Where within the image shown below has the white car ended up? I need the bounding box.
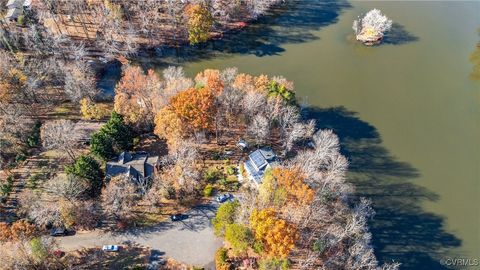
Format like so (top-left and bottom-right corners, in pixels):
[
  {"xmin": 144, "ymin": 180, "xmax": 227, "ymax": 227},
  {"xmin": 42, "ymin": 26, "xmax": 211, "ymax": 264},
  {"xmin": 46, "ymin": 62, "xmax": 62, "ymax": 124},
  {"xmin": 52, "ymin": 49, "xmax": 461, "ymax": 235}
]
[{"xmin": 102, "ymin": 245, "xmax": 120, "ymax": 252}]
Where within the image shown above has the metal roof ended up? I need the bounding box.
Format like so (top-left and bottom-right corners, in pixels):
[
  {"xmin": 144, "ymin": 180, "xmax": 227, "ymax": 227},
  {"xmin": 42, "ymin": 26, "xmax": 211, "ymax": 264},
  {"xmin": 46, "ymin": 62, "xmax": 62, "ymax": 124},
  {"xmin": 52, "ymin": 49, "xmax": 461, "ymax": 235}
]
[
  {"xmin": 244, "ymin": 148, "xmax": 277, "ymax": 186},
  {"xmin": 249, "ymin": 150, "xmax": 268, "ymax": 171}
]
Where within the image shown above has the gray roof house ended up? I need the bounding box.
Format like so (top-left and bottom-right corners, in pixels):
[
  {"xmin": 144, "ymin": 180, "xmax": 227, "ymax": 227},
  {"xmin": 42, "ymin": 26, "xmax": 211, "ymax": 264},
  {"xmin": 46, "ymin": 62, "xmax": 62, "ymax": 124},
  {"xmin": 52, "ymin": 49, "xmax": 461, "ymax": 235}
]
[
  {"xmin": 243, "ymin": 148, "xmax": 276, "ymax": 186},
  {"xmin": 106, "ymin": 151, "xmax": 159, "ymax": 181},
  {"xmin": 4, "ymin": 0, "xmax": 31, "ymax": 21}
]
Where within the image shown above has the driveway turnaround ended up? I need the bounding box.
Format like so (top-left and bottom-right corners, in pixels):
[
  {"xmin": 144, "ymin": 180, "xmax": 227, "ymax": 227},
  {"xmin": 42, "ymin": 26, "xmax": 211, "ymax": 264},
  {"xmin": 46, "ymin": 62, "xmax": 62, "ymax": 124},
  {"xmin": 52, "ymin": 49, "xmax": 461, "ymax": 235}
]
[{"xmin": 56, "ymin": 202, "xmax": 223, "ymax": 268}]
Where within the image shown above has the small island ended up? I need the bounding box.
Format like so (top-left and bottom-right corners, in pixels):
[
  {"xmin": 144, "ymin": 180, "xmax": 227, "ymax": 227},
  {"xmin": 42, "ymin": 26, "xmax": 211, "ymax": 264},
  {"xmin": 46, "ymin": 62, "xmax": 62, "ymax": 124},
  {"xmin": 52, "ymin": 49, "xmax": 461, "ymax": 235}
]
[{"xmin": 353, "ymin": 9, "xmax": 393, "ymax": 46}]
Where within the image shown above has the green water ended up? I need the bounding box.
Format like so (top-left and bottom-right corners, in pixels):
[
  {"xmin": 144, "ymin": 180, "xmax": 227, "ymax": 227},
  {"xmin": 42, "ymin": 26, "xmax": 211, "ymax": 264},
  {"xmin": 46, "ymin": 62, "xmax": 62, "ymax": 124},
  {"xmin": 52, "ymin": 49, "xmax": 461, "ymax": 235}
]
[{"xmin": 137, "ymin": 1, "xmax": 480, "ymax": 268}]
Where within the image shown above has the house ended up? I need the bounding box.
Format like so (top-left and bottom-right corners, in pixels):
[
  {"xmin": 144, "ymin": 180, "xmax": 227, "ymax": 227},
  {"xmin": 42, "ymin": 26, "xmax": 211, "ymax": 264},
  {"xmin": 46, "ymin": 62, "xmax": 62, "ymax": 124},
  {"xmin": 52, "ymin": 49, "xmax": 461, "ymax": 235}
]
[
  {"xmin": 243, "ymin": 148, "xmax": 276, "ymax": 187},
  {"xmin": 106, "ymin": 151, "xmax": 159, "ymax": 182},
  {"xmin": 4, "ymin": 0, "xmax": 31, "ymax": 21}
]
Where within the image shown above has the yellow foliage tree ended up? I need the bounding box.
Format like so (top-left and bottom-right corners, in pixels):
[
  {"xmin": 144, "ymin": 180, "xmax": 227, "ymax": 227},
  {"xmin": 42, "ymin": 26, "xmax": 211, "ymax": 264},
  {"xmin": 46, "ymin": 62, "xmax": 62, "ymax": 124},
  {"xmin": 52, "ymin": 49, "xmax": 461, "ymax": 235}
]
[
  {"xmin": 59, "ymin": 199, "xmax": 76, "ymax": 229},
  {"xmin": 80, "ymin": 98, "xmax": 111, "ymax": 120},
  {"xmin": 249, "ymin": 208, "xmax": 298, "ymax": 258},
  {"xmin": 0, "ymin": 68, "xmax": 27, "ymax": 104},
  {"xmin": 154, "ymin": 106, "xmax": 184, "ymax": 149},
  {"xmin": 254, "ymin": 74, "xmax": 270, "ymax": 93},
  {"xmin": 185, "ymin": 4, "xmax": 214, "ymax": 45}
]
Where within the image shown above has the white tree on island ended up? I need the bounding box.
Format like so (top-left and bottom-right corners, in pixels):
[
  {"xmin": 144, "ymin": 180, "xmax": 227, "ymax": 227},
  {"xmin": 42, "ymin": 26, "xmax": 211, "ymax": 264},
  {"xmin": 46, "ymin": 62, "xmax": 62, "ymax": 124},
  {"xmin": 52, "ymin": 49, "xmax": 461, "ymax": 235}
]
[{"xmin": 353, "ymin": 9, "xmax": 393, "ymax": 45}]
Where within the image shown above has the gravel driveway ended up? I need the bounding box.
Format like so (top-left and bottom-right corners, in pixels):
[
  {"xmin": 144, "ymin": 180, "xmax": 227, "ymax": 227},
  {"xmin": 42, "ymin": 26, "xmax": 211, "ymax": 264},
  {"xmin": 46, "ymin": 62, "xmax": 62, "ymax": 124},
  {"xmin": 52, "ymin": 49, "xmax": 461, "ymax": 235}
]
[{"xmin": 56, "ymin": 202, "xmax": 223, "ymax": 268}]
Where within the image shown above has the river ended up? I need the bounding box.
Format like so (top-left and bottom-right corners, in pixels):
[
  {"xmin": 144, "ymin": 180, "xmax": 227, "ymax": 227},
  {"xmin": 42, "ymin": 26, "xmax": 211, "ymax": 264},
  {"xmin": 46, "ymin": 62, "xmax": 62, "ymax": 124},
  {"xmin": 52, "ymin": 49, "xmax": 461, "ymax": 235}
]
[{"xmin": 125, "ymin": 1, "xmax": 480, "ymax": 269}]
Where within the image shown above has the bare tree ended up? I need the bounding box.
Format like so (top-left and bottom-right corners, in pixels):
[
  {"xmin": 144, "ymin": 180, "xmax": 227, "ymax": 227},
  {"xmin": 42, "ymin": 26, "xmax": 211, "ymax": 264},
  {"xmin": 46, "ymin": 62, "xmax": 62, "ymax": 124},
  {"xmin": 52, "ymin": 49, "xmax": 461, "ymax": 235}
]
[
  {"xmin": 247, "ymin": 114, "xmax": 270, "ymax": 146},
  {"xmin": 132, "ymin": 176, "xmax": 152, "ymax": 197},
  {"xmin": 161, "ymin": 66, "xmax": 194, "ymax": 105},
  {"xmin": 63, "ymin": 61, "xmax": 98, "ymax": 102},
  {"xmin": 18, "ymin": 190, "xmax": 63, "ymax": 227},
  {"xmin": 43, "ymin": 174, "xmax": 89, "ymax": 201},
  {"xmin": 4, "ymin": 236, "xmax": 63, "ymax": 269},
  {"xmin": 161, "ymin": 139, "xmax": 200, "ymax": 193},
  {"xmin": 40, "ymin": 119, "xmax": 78, "ymax": 160},
  {"xmin": 284, "ymin": 119, "xmax": 316, "ymax": 153},
  {"xmin": 242, "ymin": 90, "xmax": 267, "ymax": 119},
  {"xmin": 101, "ymin": 175, "xmax": 138, "ymax": 220}
]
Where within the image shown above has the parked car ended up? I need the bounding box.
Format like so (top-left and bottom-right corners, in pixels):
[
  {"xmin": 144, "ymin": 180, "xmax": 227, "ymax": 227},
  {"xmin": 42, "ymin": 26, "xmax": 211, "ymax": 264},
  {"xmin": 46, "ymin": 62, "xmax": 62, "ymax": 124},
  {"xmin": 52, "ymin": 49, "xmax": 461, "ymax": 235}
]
[
  {"xmin": 170, "ymin": 214, "xmax": 183, "ymax": 221},
  {"xmin": 50, "ymin": 227, "xmax": 68, "ymax": 237},
  {"xmin": 51, "ymin": 250, "xmax": 65, "ymax": 258},
  {"xmin": 216, "ymin": 193, "xmax": 232, "ymax": 203},
  {"xmin": 102, "ymin": 245, "xmax": 120, "ymax": 252}
]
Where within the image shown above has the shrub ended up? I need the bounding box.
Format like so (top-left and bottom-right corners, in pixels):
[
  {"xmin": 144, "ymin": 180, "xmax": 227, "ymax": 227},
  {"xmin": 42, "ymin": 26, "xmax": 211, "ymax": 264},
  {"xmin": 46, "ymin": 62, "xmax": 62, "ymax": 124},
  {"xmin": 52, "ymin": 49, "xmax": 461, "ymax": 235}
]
[
  {"xmin": 27, "ymin": 174, "xmax": 42, "ymax": 189},
  {"xmin": 203, "ymin": 184, "xmax": 214, "ymax": 197},
  {"xmin": 0, "ymin": 182, "xmax": 12, "ymax": 196},
  {"xmin": 212, "ymin": 152, "xmax": 222, "ymax": 160},
  {"xmin": 225, "ymin": 166, "xmax": 236, "ymax": 175},
  {"xmin": 253, "ymin": 240, "xmax": 264, "ymax": 254},
  {"xmin": 267, "ymin": 80, "xmax": 295, "ymax": 104},
  {"xmin": 258, "ymin": 258, "xmax": 290, "ymax": 270},
  {"xmin": 215, "ymin": 248, "xmax": 230, "ymax": 270},
  {"xmin": 239, "ymin": 163, "xmax": 245, "ymax": 176},
  {"xmin": 0, "ymin": 176, "xmax": 14, "ymax": 196},
  {"xmin": 133, "ymin": 137, "xmax": 140, "ymax": 146},
  {"xmin": 15, "ymin": 151, "xmax": 27, "ymax": 163},
  {"xmin": 204, "ymin": 167, "xmax": 221, "ymax": 183},
  {"xmin": 0, "ymin": 175, "xmax": 13, "ymax": 196},
  {"xmin": 226, "ymin": 180, "xmax": 240, "ymax": 192},
  {"xmin": 218, "ymin": 177, "xmax": 228, "ymax": 186},
  {"xmin": 30, "ymin": 237, "xmax": 49, "ymax": 261},
  {"xmin": 313, "ymin": 239, "xmax": 327, "ymax": 253},
  {"xmin": 17, "ymin": 15, "xmax": 25, "ymax": 26},
  {"xmin": 27, "ymin": 121, "xmax": 41, "ymax": 148}
]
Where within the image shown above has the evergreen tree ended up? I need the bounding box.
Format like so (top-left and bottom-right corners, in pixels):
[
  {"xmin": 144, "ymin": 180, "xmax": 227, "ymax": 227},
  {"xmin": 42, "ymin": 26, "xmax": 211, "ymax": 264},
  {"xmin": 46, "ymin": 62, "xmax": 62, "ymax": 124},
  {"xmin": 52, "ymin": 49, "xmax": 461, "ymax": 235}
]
[
  {"xmin": 90, "ymin": 111, "xmax": 133, "ymax": 159},
  {"xmin": 65, "ymin": 155, "xmax": 104, "ymax": 197}
]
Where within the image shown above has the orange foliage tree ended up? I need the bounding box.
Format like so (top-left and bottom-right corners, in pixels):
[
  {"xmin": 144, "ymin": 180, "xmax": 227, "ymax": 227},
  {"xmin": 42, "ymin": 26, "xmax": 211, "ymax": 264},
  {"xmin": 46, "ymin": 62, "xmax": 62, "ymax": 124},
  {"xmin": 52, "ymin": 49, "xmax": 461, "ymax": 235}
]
[
  {"xmin": 195, "ymin": 69, "xmax": 224, "ymax": 95},
  {"xmin": 272, "ymin": 167, "xmax": 314, "ymax": 205},
  {"xmin": 232, "ymin": 73, "xmax": 269, "ymax": 94},
  {"xmin": 10, "ymin": 220, "xmax": 37, "ymax": 241},
  {"xmin": 154, "ymin": 70, "xmax": 219, "ymax": 148},
  {"xmin": 169, "ymin": 86, "xmax": 217, "ymax": 132},
  {"xmin": 249, "ymin": 208, "xmax": 298, "ymax": 258},
  {"xmin": 0, "ymin": 222, "xmax": 9, "ymax": 241},
  {"xmin": 0, "ymin": 220, "xmax": 37, "ymax": 242},
  {"xmin": 114, "ymin": 66, "xmax": 161, "ymax": 128}
]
